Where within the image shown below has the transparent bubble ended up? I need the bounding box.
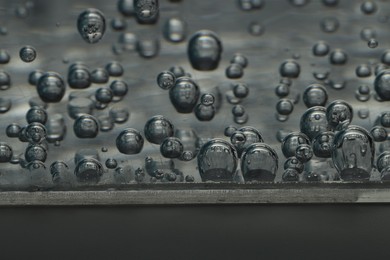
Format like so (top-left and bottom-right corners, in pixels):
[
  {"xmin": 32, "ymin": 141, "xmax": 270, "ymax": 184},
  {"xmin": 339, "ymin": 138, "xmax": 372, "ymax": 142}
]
[
  {"xmin": 200, "ymin": 93, "xmax": 215, "ymax": 106},
  {"xmin": 233, "ymin": 83, "xmax": 249, "ymax": 98},
  {"xmin": 360, "ymin": 28, "xmax": 376, "ymax": 41},
  {"xmin": 224, "ymin": 126, "xmax": 237, "ymax": 137},
  {"xmin": 361, "ymin": 1, "xmax": 377, "ymax": 15},
  {"xmin": 160, "ymin": 137, "xmax": 184, "ymax": 158},
  {"xmin": 368, "ymin": 38, "xmax": 378, "ymax": 48},
  {"xmin": 231, "ymin": 126, "xmax": 264, "ymax": 156},
  {"xmin": 279, "ymin": 60, "xmax": 300, "ymax": 78},
  {"xmin": 169, "ymin": 66, "xmax": 186, "ymax": 78},
  {"xmin": 320, "ymin": 17, "xmax": 339, "ymax": 33},
  {"xmin": 25, "ymin": 122, "xmax": 46, "ymax": 144},
  {"xmin": 312, "ymin": 131, "xmax": 335, "ymax": 158},
  {"xmin": 240, "ymin": 143, "xmax": 278, "ymax": 182},
  {"xmin": 355, "ymin": 64, "xmax": 371, "ymax": 78},
  {"xmin": 91, "ymin": 68, "xmax": 109, "ymax": 84},
  {"xmin": 197, "ymin": 139, "xmax": 238, "ymax": 182},
  {"xmin": 381, "ymin": 50, "xmax": 390, "ymax": 65},
  {"xmin": 355, "ymin": 85, "xmax": 371, "ymax": 102},
  {"xmin": 97, "ymin": 115, "xmax": 114, "ymax": 132},
  {"xmin": 117, "ymin": 0, "xmax": 135, "ymax": 16},
  {"xmin": 109, "ymin": 106, "xmax": 130, "ymax": 123},
  {"xmin": 226, "ymin": 63, "xmax": 244, "ymax": 79},
  {"xmin": 380, "ymin": 112, "xmax": 390, "ymax": 127},
  {"xmin": 195, "ymin": 104, "xmax": 216, "ymax": 121},
  {"xmin": 332, "ymin": 125, "xmax": 375, "ymax": 181},
  {"xmin": 313, "ymin": 41, "xmax": 331, "ymax": 57},
  {"xmin": 134, "ymin": 0, "xmax": 159, "ymax": 24},
  {"xmin": 188, "ymin": 30, "xmax": 223, "ymax": 71},
  {"xmin": 73, "ymin": 114, "xmax": 99, "ymax": 138},
  {"xmin": 358, "ymin": 108, "xmax": 369, "ymax": 119},
  {"xmin": 6, "ymin": 123, "xmax": 21, "ymax": 138},
  {"xmin": 25, "ymin": 144, "xmax": 47, "ymax": 163},
  {"xmin": 282, "ymin": 168, "xmax": 300, "ymax": 181},
  {"xmin": 45, "ymin": 114, "xmax": 66, "ymax": 143},
  {"xmin": 238, "ymin": 0, "xmax": 265, "ymax": 11},
  {"xmin": 68, "ymin": 65, "xmax": 91, "ymax": 89},
  {"xmin": 248, "ymin": 21, "xmax": 265, "ymax": 36},
  {"xmin": 303, "ymin": 84, "xmax": 328, "ymax": 108},
  {"xmin": 137, "ymin": 38, "xmax": 160, "ymax": 58},
  {"xmin": 95, "ymin": 88, "xmax": 113, "ymax": 104},
  {"xmin": 374, "ymin": 69, "xmax": 390, "ymax": 101},
  {"xmin": 295, "ymin": 144, "xmax": 313, "ymax": 163},
  {"xmin": 0, "ymin": 70, "xmax": 11, "ymax": 90},
  {"xmin": 157, "ymin": 71, "xmax": 176, "ymax": 90},
  {"xmin": 75, "ymin": 158, "xmax": 103, "ymax": 183},
  {"xmin": 106, "ymin": 61, "xmax": 124, "ymax": 77},
  {"xmin": 110, "ymin": 17, "xmax": 126, "ymax": 31},
  {"xmin": 50, "ymin": 161, "xmax": 70, "ymax": 184},
  {"xmin": 326, "ymin": 100, "xmax": 353, "ymax": 131},
  {"xmin": 28, "ymin": 70, "xmax": 44, "ymax": 86},
  {"xmin": 0, "ymin": 143, "xmax": 13, "ymax": 163},
  {"xmin": 370, "ymin": 126, "xmax": 387, "ymax": 142},
  {"xmin": 234, "ymin": 113, "xmax": 249, "ymax": 124},
  {"xmin": 281, "ymin": 132, "xmax": 311, "ymax": 158},
  {"xmin": 0, "ymin": 98, "xmax": 11, "ymax": 113},
  {"xmin": 105, "ymin": 158, "xmax": 118, "ymax": 169},
  {"xmin": 110, "ymin": 80, "xmax": 128, "ymax": 100},
  {"xmin": 116, "ymin": 128, "xmax": 144, "ymax": 154},
  {"xmin": 231, "ymin": 53, "xmax": 248, "ymax": 69},
  {"xmin": 380, "ymin": 166, "xmax": 390, "ymax": 181},
  {"xmin": 230, "ymin": 131, "xmax": 247, "ymax": 147},
  {"xmin": 275, "ymin": 84, "xmax": 289, "ymax": 98},
  {"xmin": 163, "ymin": 17, "xmax": 187, "ymax": 43},
  {"xmin": 377, "ymin": 152, "xmax": 390, "ymax": 173},
  {"xmin": 118, "ymin": 32, "xmax": 138, "ymax": 52},
  {"xmin": 300, "ymin": 106, "xmax": 328, "ymax": 140},
  {"xmin": 37, "ymin": 72, "xmax": 66, "ymax": 103},
  {"xmin": 169, "ymin": 77, "xmax": 200, "ymax": 113},
  {"xmin": 180, "ymin": 151, "xmax": 194, "ymax": 161},
  {"xmin": 329, "ymin": 49, "xmax": 348, "ymax": 65},
  {"xmin": 26, "ymin": 106, "xmax": 47, "ymax": 125},
  {"xmin": 276, "ymin": 99, "xmax": 294, "ymax": 115},
  {"xmin": 284, "ymin": 156, "xmax": 304, "ymax": 173},
  {"xmin": 0, "ymin": 49, "xmax": 10, "ymax": 64},
  {"xmin": 77, "ymin": 8, "xmax": 106, "ymax": 44},
  {"xmin": 19, "ymin": 46, "xmax": 36, "ymax": 63},
  {"xmin": 144, "ymin": 115, "xmax": 174, "ymax": 144}
]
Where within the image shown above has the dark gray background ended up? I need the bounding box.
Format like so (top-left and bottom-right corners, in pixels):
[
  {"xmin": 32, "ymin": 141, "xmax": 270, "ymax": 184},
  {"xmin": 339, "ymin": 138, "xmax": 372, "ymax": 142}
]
[{"xmin": 1, "ymin": 205, "xmax": 390, "ymax": 260}]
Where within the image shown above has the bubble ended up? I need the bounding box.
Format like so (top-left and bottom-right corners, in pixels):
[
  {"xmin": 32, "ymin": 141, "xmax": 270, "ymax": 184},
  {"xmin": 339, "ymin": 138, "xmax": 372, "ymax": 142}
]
[
  {"xmin": 275, "ymin": 84, "xmax": 289, "ymax": 98},
  {"xmin": 75, "ymin": 158, "xmax": 103, "ymax": 182},
  {"xmin": 68, "ymin": 65, "xmax": 91, "ymax": 89},
  {"xmin": 300, "ymin": 106, "xmax": 328, "ymax": 140},
  {"xmin": 109, "ymin": 106, "xmax": 130, "ymax": 123},
  {"xmin": 188, "ymin": 30, "xmax": 223, "ymax": 71},
  {"xmin": 361, "ymin": 1, "xmax": 377, "ymax": 15},
  {"xmin": 358, "ymin": 108, "xmax": 369, "ymax": 119},
  {"xmin": 279, "ymin": 60, "xmax": 300, "ymax": 78},
  {"xmin": 320, "ymin": 17, "xmax": 339, "ymax": 33},
  {"xmin": 105, "ymin": 158, "xmax": 118, "ymax": 169},
  {"xmin": 25, "ymin": 106, "xmax": 47, "ymax": 125},
  {"xmin": 169, "ymin": 66, "xmax": 186, "ymax": 78},
  {"xmin": 224, "ymin": 126, "xmax": 237, "ymax": 137},
  {"xmin": 240, "ymin": 143, "xmax": 278, "ymax": 182},
  {"xmin": 25, "ymin": 144, "xmax": 47, "ymax": 163},
  {"xmin": 284, "ymin": 156, "xmax": 304, "ymax": 173},
  {"xmin": 368, "ymin": 38, "xmax": 378, "ymax": 48},
  {"xmin": 199, "ymin": 93, "xmax": 215, "ymax": 107},
  {"xmin": 326, "ymin": 100, "xmax": 353, "ymax": 131},
  {"xmin": 355, "ymin": 64, "xmax": 371, "ymax": 78},
  {"xmin": 281, "ymin": 132, "xmax": 311, "ymax": 158},
  {"xmin": 370, "ymin": 126, "xmax": 387, "ymax": 142},
  {"xmin": 248, "ymin": 22, "xmax": 265, "ymax": 36},
  {"xmin": 233, "ymin": 83, "xmax": 249, "ymax": 98},
  {"xmin": 380, "ymin": 112, "xmax": 390, "ymax": 127},
  {"xmin": 332, "ymin": 125, "xmax": 375, "ymax": 181},
  {"xmin": 75, "ymin": 149, "xmax": 100, "ymax": 165},
  {"xmin": 381, "ymin": 50, "xmax": 390, "ymax": 65},
  {"xmin": 312, "ymin": 41, "xmax": 330, "ymax": 57},
  {"xmin": 322, "ymin": 0, "xmax": 338, "ymax": 6},
  {"xmin": 374, "ymin": 70, "xmax": 390, "ymax": 101},
  {"xmin": 95, "ymin": 88, "xmax": 113, "ymax": 104},
  {"xmin": 234, "ymin": 113, "xmax": 249, "ymax": 124},
  {"xmin": 231, "ymin": 126, "xmax": 264, "ymax": 156},
  {"xmin": 160, "ymin": 137, "xmax": 184, "ymax": 158},
  {"xmin": 50, "ymin": 161, "xmax": 70, "ymax": 184},
  {"xmin": 91, "ymin": 68, "xmax": 109, "ymax": 84},
  {"xmin": 230, "ymin": 105, "xmax": 245, "ymax": 117},
  {"xmin": 329, "ymin": 49, "xmax": 348, "ymax": 65},
  {"xmin": 328, "ymin": 80, "xmax": 346, "ymax": 90},
  {"xmin": 295, "ymin": 144, "xmax": 313, "ymax": 163},
  {"xmin": 276, "ymin": 99, "xmax": 294, "ymax": 115},
  {"xmin": 0, "ymin": 70, "xmax": 11, "ymax": 90},
  {"xmin": 28, "ymin": 70, "xmax": 44, "ymax": 86},
  {"xmin": 226, "ymin": 63, "xmax": 244, "ymax": 79},
  {"xmin": 25, "ymin": 122, "xmax": 47, "ymax": 144},
  {"xmin": 180, "ymin": 151, "xmax": 194, "ymax": 161},
  {"xmin": 73, "ymin": 114, "xmax": 99, "ymax": 138},
  {"xmin": 163, "ymin": 17, "xmax": 187, "ymax": 43},
  {"xmin": 118, "ymin": 0, "xmax": 135, "ymax": 16},
  {"xmin": 282, "ymin": 168, "xmax": 300, "ymax": 181},
  {"xmin": 195, "ymin": 104, "xmax": 216, "ymax": 121},
  {"xmin": 0, "ymin": 49, "xmax": 10, "ymax": 64},
  {"xmin": 110, "ymin": 80, "xmax": 128, "ymax": 100},
  {"xmin": 0, "ymin": 143, "xmax": 13, "ymax": 163},
  {"xmin": 110, "ymin": 17, "xmax": 126, "ymax": 31},
  {"xmin": 355, "ymin": 85, "xmax": 371, "ymax": 102},
  {"xmin": 381, "ymin": 167, "xmax": 390, "ymax": 181},
  {"xmin": 197, "ymin": 139, "xmax": 238, "ymax": 182},
  {"xmin": 19, "ymin": 46, "xmax": 36, "ymax": 63},
  {"xmin": 37, "ymin": 72, "xmax": 66, "ymax": 103},
  {"xmin": 157, "ymin": 71, "xmax": 176, "ymax": 90},
  {"xmin": 377, "ymin": 152, "xmax": 390, "ymax": 173},
  {"xmin": 231, "ymin": 53, "xmax": 248, "ymax": 68},
  {"xmin": 169, "ymin": 77, "xmax": 200, "ymax": 113},
  {"xmin": 6, "ymin": 123, "xmax": 21, "ymax": 138},
  {"xmin": 303, "ymin": 84, "xmax": 328, "ymax": 108},
  {"xmin": 134, "ymin": 0, "xmax": 159, "ymax": 24},
  {"xmin": 144, "ymin": 115, "xmax": 174, "ymax": 144},
  {"xmin": 312, "ymin": 131, "xmax": 335, "ymax": 158},
  {"xmin": 118, "ymin": 32, "xmax": 138, "ymax": 52},
  {"xmin": 77, "ymin": 8, "xmax": 106, "ymax": 44},
  {"xmin": 106, "ymin": 61, "xmax": 124, "ymax": 77},
  {"xmin": 0, "ymin": 98, "xmax": 11, "ymax": 113},
  {"xmin": 185, "ymin": 175, "xmax": 195, "ymax": 182},
  {"xmin": 97, "ymin": 115, "xmax": 114, "ymax": 132},
  {"xmin": 137, "ymin": 38, "xmax": 160, "ymax": 58},
  {"xmin": 360, "ymin": 28, "xmax": 376, "ymax": 41}
]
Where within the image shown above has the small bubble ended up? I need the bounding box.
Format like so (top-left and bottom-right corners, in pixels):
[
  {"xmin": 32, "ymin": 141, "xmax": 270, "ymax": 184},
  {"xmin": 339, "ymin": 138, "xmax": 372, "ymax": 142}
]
[
  {"xmin": 300, "ymin": 106, "xmax": 328, "ymax": 139},
  {"xmin": 19, "ymin": 46, "xmax": 36, "ymax": 63},
  {"xmin": 303, "ymin": 84, "xmax": 328, "ymax": 108},
  {"xmin": 106, "ymin": 61, "xmax": 124, "ymax": 77},
  {"xmin": 355, "ymin": 85, "xmax": 371, "ymax": 102},
  {"xmin": 374, "ymin": 70, "xmax": 390, "ymax": 101},
  {"xmin": 95, "ymin": 88, "xmax": 113, "ymax": 104},
  {"xmin": 73, "ymin": 114, "xmax": 99, "ymax": 138},
  {"xmin": 361, "ymin": 1, "xmax": 377, "ymax": 15},
  {"xmin": 134, "ymin": 0, "xmax": 159, "ymax": 24},
  {"xmin": 355, "ymin": 64, "xmax": 372, "ymax": 78},
  {"xmin": 169, "ymin": 77, "xmax": 200, "ymax": 113},
  {"xmin": 358, "ymin": 108, "xmax": 369, "ymax": 119},
  {"xmin": 160, "ymin": 137, "xmax": 184, "ymax": 158},
  {"xmin": 281, "ymin": 132, "xmax": 311, "ymax": 158},
  {"xmin": 25, "ymin": 144, "xmax": 47, "ymax": 163},
  {"xmin": 105, "ymin": 158, "xmax": 118, "ymax": 169},
  {"xmin": 226, "ymin": 63, "xmax": 244, "ymax": 79},
  {"xmin": 0, "ymin": 98, "xmax": 12, "ymax": 113},
  {"xmin": 201, "ymin": 93, "xmax": 215, "ymax": 106},
  {"xmin": 116, "ymin": 128, "xmax": 144, "ymax": 154},
  {"xmin": 320, "ymin": 17, "xmax": 339, "ymax": 33},
  {"xmin": 368, "ymin": 38, "xmax": 378, "ymax": 48},
  {"xmin": 329, "ymin": 49, "xmax": 348, "ymax": 65},
  {"xmin": 279, "ymin": 60, "xmax": 300, "ymax": 78},
  {"xmin": 248, "ymin": 21, "xmax": 265, "ymax": 36},
  {"xmin": 0, "ymin": 49, "xmax": 10, "ymax": 64},
  {"xmin": 109, "ymin": 106, "xmax": 130, "ymax": 124},
  {"xmin": 110, "ymin": 17, "xmax": 127, "ymax": 31},
  {"xmin": 75, "ymin": 158, "xmax": 103, "ymax": 183},
  {"xmin": 275, "ymin": 84, "xmax": 289, "ymax": 98},
  {"xmin": 185, "ymin": 175, "xmax": 195, "ymax": 182},
  {"xmin": 157, "ymin": 71, "xmax": 176, "ymax": 90},
  {"xmin": 370, "ymin": 126, "xmax": 387, "ymax": 142},
  {"xmin": 224, "ymin": 126, "xmax": 237, "ymax": 137},
  {"xmin": 0, "ymin": 70, "xmax": 11, "ymax": 90},
  {"xmin": 163, "ymin": 17, "xmax": 187, "ymax": 43},
  {"xmin": 233, "ymin": 83, "xmax": 249, "ymax": 98},
  {"xmin": 326, "ymin": 100, "xmax": 353, "ymax": 131},
  {"xmin": 0, "ymin": 143, "xmax": 13, "ymax": 163},
  {"xmin": 144, "ymin": 115, "xmax": 174, "ymax": 144},
  {"xmin": 284, "ymin": 157, "xmax": 304, "ymax": 173},
  {"xmin": 37, "ymin": 72, "xmax": 66, "ymax": 103},
  {"xmin": 77, "ymin": 8, "xmax": 106, "ymax": 44},
  {"xmin": 91, "ymin": 68, "xmax": 109, "ymax": 84},
  {"xmin": 276, "ymin": 99, "xmax": 294, "ymax": 115}
]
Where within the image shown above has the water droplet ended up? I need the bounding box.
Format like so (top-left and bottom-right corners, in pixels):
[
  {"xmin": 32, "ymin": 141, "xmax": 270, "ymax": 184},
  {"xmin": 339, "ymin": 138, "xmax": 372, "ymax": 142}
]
[
  {"xmin": 312, "ymin": 41, "xmax": 330, "ymax": 56},
  {"xmin": 329, "ymin": 49, "xmax": 348, "ymax": 65},
  {"xmin": 105, "ymin": 158, "xmax": 118, "ymax": 169},
  {"xmin": 276, "ymin": 99, "xmax": 294, "ymax": 115}
]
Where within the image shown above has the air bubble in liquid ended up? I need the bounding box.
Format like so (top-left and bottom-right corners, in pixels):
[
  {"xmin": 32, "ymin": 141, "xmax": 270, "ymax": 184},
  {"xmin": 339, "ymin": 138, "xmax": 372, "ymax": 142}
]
[
  {"xmin": 105, "ymin": 158, "xmax": 118, "ymax": 169},
  {"xmin": 300, "ymin": 106, "xmax": 328, "ymax": 140},
  {"xmin": 109, "ymin": 106, "xmax": 130, "ymax": 123},
  {"xmin": 303, "ymin": 84, "xmax": 328, "ymax": 108},
  {"xmin": 91, "ymin": 68, "xmax": 109, "ymax": 84},
  {"xmin": 118, "ymin": 0, "xmax": 135, "ymax": 16},
  {"xmin": 329, "ymin": 49, "xmax": 348, "ymax": 65},
  {"xmin": 137, "ymin": 38, "xmax": 160, "ymax": 58},
  {"xmin": 19, "ymin": 46, "xmax": 36, "ymax": 63},
  {"xmin": 0, "ymin": 49, "xmax": 10, "ymax": 64},
  {"xmin": 169, "ymin": 77, "xmax": 200, "ymax": 113},
  {"xmin": 295, "ymin": 144, "xmax": 313, "ymax": 163},
  {"xmin": 73, "ymin": 114, "xmax": 99, "ymax": 138},
  {"xmin": 248, "ymin": 22, "xmax": 264, "ymax": 36},
  {"xmin": 380, "ymin": 112, "xmax": 390, "ymax": 127},
  {"xmin": 231, "ymin": 126, "xmax": 264, "ymax": 156},
  {"xmin": 26, "ymin": 106, "xmax": 48, "ymax": 124},
  {"xmin": 46, "ymin": 114, "xmax": 67, "ymax": 143},
  {"xmin": 37, "ymin": 72, "xmax": 66, "ymax": 103},
  {"xmin": 240, "ymin": 143, "xmax": 278, "ymax": 182},
  {"xmin": 312, "ymin": 41, "xmax": 330, "ymax": 57},
  {"xmin": 68, "ymin": 64, "xmax": 91, "ymax": 89},
  {"xmin": 116, "ymin": 128, "xmax": 144, "ymax": 154},
  {"xmin": 195, "ymin": 104, "xmax": 215, "ymax": 121},
  {"xmin": 67, "ymin": 98, "xmax": 94, "ymax": 119},
  {"xmin": 284, "ymin": 156, "xmax": 304, "ymax": 173},
  {"xmin": 74, "ymin": 158, "xmax": 103, "ymax": 183},
  {"xmin": 281, "ymin": 132, "xmax": 311, "ymax": 158},
  {"xmin": 279, "ymin": 60, "xmax": 300, "ymax": 78},
  {"xmin": 77, "ymin": 8, "xmax": 106, "ymax": 44},
  {"xmin": 28, "ymin": 70, "xmax": 44, "ymax": 86},
  {"xmin": 370, "ymin": 126, "xmax": 387, "ymax": 142},
  {"xmin": 312, "ymin": 131, "xmax": 335, "ymax": 158},
  {"xmin": 97, "ymin": 115, "xmax": 114, "ymax": 132},
  {"xmin": 355, "ymin": 85, "xmax": 371, "ymax": 102},
  {"xmin": 163, "ymin": 17, "xmax": 187, "ymax": 43},
  {"xmin": 326, "ymin": 100, "xmax": 353, "ymax": 131},
  {"xmin": 332, "ymin": 125, "xmax": 375, "ymax": 181},
  {"xmin": 25, "ymin": 144, "xmax": 47, "ymax": 163},
  {"xmin": 0, "ymin": 70, "xmax": 11, "ymax": 90},
  {"xmin": 157, "ymin": 71, "xmax": 176, "ymax": 90},
  {"xmin": 95, "ymin": 88, "xmax": 113, "ymax": 104},
  {"xmin": 233, "ymin": 83, "xmax": 249, "ymax": 98},
  {"xmin": 276, "ymin": 99, "xmax": 294, "ymax": 115},
  {"xmin": 6, "ymin": 123, "xmax": 21, "ymax": 138},
  {"xmin": 134, "ymin": 0, "xmax": 159, "ymax": 24},
  {"xmin": 224, "ymin": 126, "xmax": 237, "ymax": 137},
  {"xmin": 368, "ymin": 38, "xmax": 378, "ymax": 49},
  {"xmin": 374, "ymin": 70, "xmax": 390, "ymax": 101},
  {"xmin": 110, "ymin": 17, "xmax": 126, "ymax": 31},
  {"xmin": 160, "ymin": 137, "xmax": 184, "ymax": 158},
  {"xmin": 110, "ymin": 80, "xmax": 128, "ymax": 100},
  {"xmin": 197, "ymin": 139, "xmax": 238, "ymax": 182},
  {"xmin": 188, "ymin": 30, "xmax": 223, "ymax": 71},
  {"xmin": 282, "ymin": 168, "xmax": 300, "ymax": 182},
  {"xmin": 144, "ymin": 115, "xmax": 174, "ymax": 144},
  {"xmin": 106, "ymin": 61, "xmax": 124, "ymax": 77},
  {"xmin": 361, "ymin": 1, "xmax": 377, "ymax": 15},
  {"xmin": 25, "ymin": 122, "xmax": 47, "ymax": 144},
  {"xmin": 0, "ymin": 98, "xmax": 11, "ymax": 113},
  {"xmin": 320, "ymin": 17, "xmax": 339, "ymax": 33},
  {"xmin": 0, "ymin": 143, "xmax": 13, "ymax": 163},
  {"xmin": 231, "ymin": 53, "xmax": 248, "ymax": 68},
  {"xmin": 275, "ymin": 84, "xmax": 289, "ymax": 98},
  {"xmin": 355, "ymin": 64, "xmax": 371, "ymax": 78}
]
